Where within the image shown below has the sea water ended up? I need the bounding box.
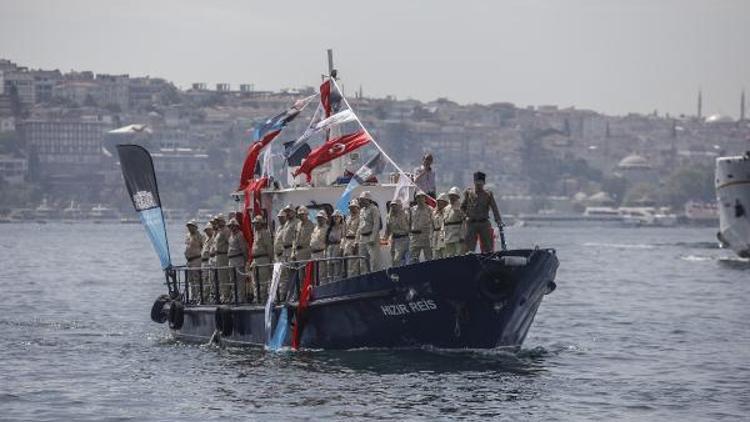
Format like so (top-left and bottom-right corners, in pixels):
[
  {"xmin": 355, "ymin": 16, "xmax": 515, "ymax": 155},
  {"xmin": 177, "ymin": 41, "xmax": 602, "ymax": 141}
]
[{"xmin": 0, "ymin": 224, "xmax": 748, "ymax": 421}]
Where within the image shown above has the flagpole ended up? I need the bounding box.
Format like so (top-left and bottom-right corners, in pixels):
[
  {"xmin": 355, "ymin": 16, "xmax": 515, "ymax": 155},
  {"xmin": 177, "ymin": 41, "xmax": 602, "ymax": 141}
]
[{"xmin": 329, "ymin": 77, "xmax": 411, "ymax": 180}]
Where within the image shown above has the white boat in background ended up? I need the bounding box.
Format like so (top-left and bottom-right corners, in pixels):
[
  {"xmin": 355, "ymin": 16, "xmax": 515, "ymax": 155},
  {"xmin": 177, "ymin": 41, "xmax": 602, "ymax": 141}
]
[
  {"xmin": 89, "ymin": 204, "xmax": 120, "ymax": 223},
  {"xmin": 63, "ymin": 200, "xmax": 84, "ymax": 222},
  {"xmin": 34, "ymin": 198, "xmax": 59, "ymax": 223},
  {"xmin": 684, "ymin": 200, "xmax": 719, "ymax": 226},
  {"xmin": 715, "ymin": 152, "xmax": 750, "ymax": 258},
  {"xmin": 620, "ymin": 207, "xmax": 678, "ymax": 227}
]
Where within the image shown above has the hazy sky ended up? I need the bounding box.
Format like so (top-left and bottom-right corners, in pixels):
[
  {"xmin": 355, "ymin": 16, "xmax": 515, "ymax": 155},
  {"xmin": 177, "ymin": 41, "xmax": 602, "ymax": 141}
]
[{"xmin": 1, "ymin": 0, "xmax": 748, "ymax": 117}]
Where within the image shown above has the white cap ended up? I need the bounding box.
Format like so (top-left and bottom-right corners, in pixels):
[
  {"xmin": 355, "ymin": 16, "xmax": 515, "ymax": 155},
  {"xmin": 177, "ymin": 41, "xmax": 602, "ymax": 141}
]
[
  {"xmin": 297, "ymin": 205, "xmax": 308, "ymax": 214},
  {"xmin": 448, "ymin": 186, "xmax": 461, "ymax": 197},
  {"xmin": 358, "ymin": 191, "xmax": 373, "ymax": 201},
  {"xmin": 437, "ymin": 193, "xmax": 449, "ymax": 203},
  {"xmin": 316, "ymin": 210, "xmax": 327, "ymax": 218}
]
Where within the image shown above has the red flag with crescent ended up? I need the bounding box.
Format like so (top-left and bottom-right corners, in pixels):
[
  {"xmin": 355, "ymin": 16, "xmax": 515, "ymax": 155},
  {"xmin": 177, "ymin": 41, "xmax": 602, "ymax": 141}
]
[
  {"xmin": 291, "ymin": 261, "xmax": 315, "ymax": 350},
  {"xmin": 293, "ymin": 130, "xmax": 371, "ymax": 182},
  {"xmin": 241, "ymin": 176, "xmax": 268, "ymax": 260}
]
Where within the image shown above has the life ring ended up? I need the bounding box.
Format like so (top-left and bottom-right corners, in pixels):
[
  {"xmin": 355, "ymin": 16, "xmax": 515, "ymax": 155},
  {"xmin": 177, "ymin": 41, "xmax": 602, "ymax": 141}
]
[
  {"xmin": 214, "ymin": 306, "xmax": 233, "ymax": 337},
  {"xmin": 168, "ymin": 301, "xmax": 185, "ymax": 330},
  {"xmin": 150, "ymin": 294, "xmax": 170, "ymax": 324}
]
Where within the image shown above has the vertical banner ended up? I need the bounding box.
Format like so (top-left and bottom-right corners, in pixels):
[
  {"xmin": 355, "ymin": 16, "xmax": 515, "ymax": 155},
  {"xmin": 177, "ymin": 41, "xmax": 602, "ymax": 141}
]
[
  {"xmin": 265, "ymin": 263, "xmax": 283, "ymax": 347},
  {"xmin": 116, "ymin": 144, "xmax": 172, "ymax": 269}
]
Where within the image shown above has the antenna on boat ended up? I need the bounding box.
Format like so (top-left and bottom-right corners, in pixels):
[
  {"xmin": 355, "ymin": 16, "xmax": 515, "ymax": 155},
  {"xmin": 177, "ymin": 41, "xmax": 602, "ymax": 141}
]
[{"xmin": 327, "ymin": 48, "xmax": 337, "ymax": 80}]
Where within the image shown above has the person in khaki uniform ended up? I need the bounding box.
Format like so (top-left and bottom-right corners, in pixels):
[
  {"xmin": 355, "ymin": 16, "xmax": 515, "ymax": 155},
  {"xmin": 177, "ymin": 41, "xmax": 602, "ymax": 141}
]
[
  {"xmin": 273, "ymin": 209, "xmax": 286, "ymax": 263},
  {"xmin": 277, "ymin": 205, "xmax": 298, "ymax": 301},
  {"xmin": 227, "ymin": 218, "xmax": 249, "ymax": 302},
  {"xmin": 409, "ymin": 192, "xmax": 433, "ymax": 263},
  {"xmin": 326, "ymin": 210, "xmax": 345, "ymax": 281},
  {"xmin": 310, "ymin": 210, "xmax": 329, "ymax": 259},
  {"xmin": 461, "ymin": 171, "xmax": 503, "ymax": 253},
  {"xmin": 200, "ymin": 222, "xmax": 215, "ymax": 302},
  {"xmin": 184, "ymin": 220, "xmax": 203, "ymax": 302},
  {"xmin": 343, "ymin": 201, "xmax": 361, "ymax": 277},
  {"xmin": 213, "ymin": 214, "xmax": 231, "ymax": 302},
  {"xmin": 249, "ymin": 215, "xmax": 274, "ymax": 303},
  {"xmin": 443, "ymin": 187, "xmax": 466, "ymax": 257},
  {"xmin": 291, "ymin": 206, "xmax": 314, "ymax": 262},
  {"xmin": 432, "ymin": 194, "xmax": 449, "ymax": 259},
  {"xmin": 281, "ymin": 205, "xmax": 298, "ymax": 261},
  {"xmin": 357, "ymin": 191, "xmax": 381, "ymax": 273},
  {"xmin": 384, "ymin": 199, "xmax": 409, "ymax": 267}
]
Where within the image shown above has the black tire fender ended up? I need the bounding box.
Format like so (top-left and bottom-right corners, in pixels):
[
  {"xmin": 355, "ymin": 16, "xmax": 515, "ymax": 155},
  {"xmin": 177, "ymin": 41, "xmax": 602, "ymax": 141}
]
[
  {"xmin": 168, "ymin": 301, "xmax": 185, "ymax": 330},
  {"xmin": 214, "ymin": 306, "xmax": 233, "ymax": 337},
  {"xmin": 150, "ymin": 294, "xmax": 170, "ymax": 324}
]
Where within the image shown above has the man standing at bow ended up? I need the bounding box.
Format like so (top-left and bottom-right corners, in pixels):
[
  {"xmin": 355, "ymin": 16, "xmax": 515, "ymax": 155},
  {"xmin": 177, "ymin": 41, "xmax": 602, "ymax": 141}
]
[{"xmin": 462, "ymin": 171, "xmax": 504, "ymax": 253}]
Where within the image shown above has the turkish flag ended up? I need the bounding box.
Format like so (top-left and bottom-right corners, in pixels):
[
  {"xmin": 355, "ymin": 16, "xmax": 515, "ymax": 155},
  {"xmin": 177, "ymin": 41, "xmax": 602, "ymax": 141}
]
[
  {"xmin": 293, "ymin": 130, "xmax": 371, "ymax": 182},
  {"xmin": 292, "ymin": 261, "xmax": 315, "ymax": 350},
  {"xmin": 242, "ymin": 176, "xmax": 269, "ymax": 261},
  {"xmin": 238, "ymin": 131, "xmax": 279, "ymax": 190}
]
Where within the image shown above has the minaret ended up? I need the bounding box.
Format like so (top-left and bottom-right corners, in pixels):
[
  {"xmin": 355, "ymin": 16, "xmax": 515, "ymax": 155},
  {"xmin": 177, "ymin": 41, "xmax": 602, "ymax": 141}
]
[
  {"xmin": 697, "ymin": 89, "xmax": 703, "ymax": 120},
  {"xmin": 741, "ymin": 89, "xmax": 746, "ymax": 122}
]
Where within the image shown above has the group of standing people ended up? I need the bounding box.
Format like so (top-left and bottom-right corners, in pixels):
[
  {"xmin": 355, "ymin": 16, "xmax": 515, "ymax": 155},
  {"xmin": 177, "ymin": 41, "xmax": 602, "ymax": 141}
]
[
  {"xmin": 183, "ymin": 154, "xmax": 503, "ymax": 305},
  {"xmin": 383, "ymin": 170, "xmax": 503, "ymax": 266}
]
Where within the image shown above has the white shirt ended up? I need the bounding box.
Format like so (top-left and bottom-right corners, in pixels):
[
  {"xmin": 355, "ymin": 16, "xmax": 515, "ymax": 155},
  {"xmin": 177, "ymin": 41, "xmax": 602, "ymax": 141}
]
[{"xmin": 413, "ymin": 165, "xmax": 436, "ymax": 193}]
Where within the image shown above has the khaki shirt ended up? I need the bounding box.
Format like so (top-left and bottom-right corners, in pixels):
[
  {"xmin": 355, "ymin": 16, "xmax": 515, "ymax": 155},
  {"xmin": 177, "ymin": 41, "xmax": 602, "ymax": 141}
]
[
  {"xmin": 281, "ymin": 217, "xmax": 298, "ymax": 248},
  {"xmin": 214, "ymin": 227, "xmax": 231, "ymax": 254},
  {"xmin": 184, "ymin": 232, "xmax": 203, "ymax": 261},
  {"xmin": 273, "ymin": 223, "xmax": 285, "ymax": 257},
  {"xmin": 252, "ymin": 227, "xmax": 274, "ymax": 259},
  {"xmin": 227, "ymin": 231, "xmax": 248, "ymax": 261},
  {"xmin": 432, "ymin": 208, "xmax": 446, "ymax": 248},
  {"xmin": 358, "ymin": 204, "xmax": 380, "ymax": 244},
  {"xmin": 201, "ymin": 233, "xmax": 215, "ymax": 262},
  {"xmin": 293, "ymin": 219, "xmax": 315, "ymax": 252},
  {"xmin": 310, "ymin": 223, "xmax": 329, "ymax": 252},
  {"xmin": 385, "ymin": 208, "xmax": 409, "ymax": 239},
  {"xmin": 462, "ymin": 189, "xmax": 502, "ymax": 223},
  {"xmin": 443, "ymin": 202, "xmax": 466, "ymax": 244},
  {"xmin": 343, "ymin": 214, "xmax": 360, "ymax": 252},
  {"xmin": 409, "ymin": 204, "xmax": 432, "ymax": 246}
]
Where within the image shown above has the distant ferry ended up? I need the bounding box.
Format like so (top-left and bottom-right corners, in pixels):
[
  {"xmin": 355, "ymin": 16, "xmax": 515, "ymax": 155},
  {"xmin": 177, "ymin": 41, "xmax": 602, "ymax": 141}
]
[{"xmin": 715, "ymin": 152, "xmax": 750, "ymax": 258}]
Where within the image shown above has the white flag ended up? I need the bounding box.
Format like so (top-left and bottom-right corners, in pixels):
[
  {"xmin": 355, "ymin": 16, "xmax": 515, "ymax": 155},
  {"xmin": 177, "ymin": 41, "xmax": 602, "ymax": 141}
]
[
  {"xmin": 392, "ymin": 171, "xmax": 412, "ymax": 205},
  {"xmin": 294, "ymin": 109, "xmax": 356, "ymax": 145},
  {"xmin": 265, "ymin": 263, "xmax": 283, "ymax": 344}
]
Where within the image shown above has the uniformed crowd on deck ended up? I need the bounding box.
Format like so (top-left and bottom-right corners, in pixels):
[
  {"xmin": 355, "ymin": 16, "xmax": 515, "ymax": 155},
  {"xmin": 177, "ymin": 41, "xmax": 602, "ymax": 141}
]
[{"xmin": 183, "ymin": 167, "xmax": 503, "ymax": 305}]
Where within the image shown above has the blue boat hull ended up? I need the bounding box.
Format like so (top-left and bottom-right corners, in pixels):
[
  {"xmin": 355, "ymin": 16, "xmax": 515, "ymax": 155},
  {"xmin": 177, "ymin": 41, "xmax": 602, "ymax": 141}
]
[{"xmin": 169, "ymin": 249, "xmax": 558, "ymax": 350}]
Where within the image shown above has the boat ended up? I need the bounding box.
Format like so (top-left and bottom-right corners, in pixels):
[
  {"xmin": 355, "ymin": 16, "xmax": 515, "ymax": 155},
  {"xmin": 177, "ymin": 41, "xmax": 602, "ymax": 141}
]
[
  {"xmin": 683, "ymin": 200, "xmax": 719, "ymax": 226},
  {"xmin": 88, "ymin": 204, "xmax": 120, "ymax": 223},
  {"xmin": 34, "ymin": 198, "xmax": 59, "ymax": 223},
  {"xmin": 62, "ymin": 200, "xmax": 84, "ymax": 223},
  {"xmin": 715, "ymin": 151, "xmax": 750, "ymax": 258},
  {"xmin": 120, "ymin": 54, "xmax": 559, "ymax": 350},
  {"xmin": 620, "ymin": 207, "xmax": 678, "ymax": 227}
]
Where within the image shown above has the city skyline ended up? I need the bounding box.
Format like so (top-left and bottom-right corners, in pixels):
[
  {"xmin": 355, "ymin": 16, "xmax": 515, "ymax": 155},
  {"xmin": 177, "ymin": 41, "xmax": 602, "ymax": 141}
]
[{"xmin": 1, "ymin": 0, "xmax": 749, "ymax": 118}]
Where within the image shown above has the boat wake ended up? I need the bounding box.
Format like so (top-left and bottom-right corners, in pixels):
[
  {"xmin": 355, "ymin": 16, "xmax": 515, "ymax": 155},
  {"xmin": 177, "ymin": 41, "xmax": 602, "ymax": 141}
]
[
  {"xmin": 717, "ymin": 257, "xmax": 750, "ymax": 270},
  {"xmin": 583, "ymin": 242, "xmax": 655, "ymax": 250}
]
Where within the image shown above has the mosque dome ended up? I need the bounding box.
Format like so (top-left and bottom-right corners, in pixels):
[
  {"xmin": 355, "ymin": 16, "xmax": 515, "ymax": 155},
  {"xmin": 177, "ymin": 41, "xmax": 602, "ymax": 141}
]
[
  {"xmin": 705, "ymin": 114, "xmax": 734, "ymax": 124},
  {"xmin": 617, "ymin": 154, "xmax": 651, "ymax": 169}
]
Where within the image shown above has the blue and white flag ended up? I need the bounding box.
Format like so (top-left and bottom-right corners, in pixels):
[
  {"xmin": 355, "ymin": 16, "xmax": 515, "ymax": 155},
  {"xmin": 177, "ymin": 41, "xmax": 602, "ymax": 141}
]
[
  {"xmin": 336, "ymin": 152, "xmax": 387, "ymax": 214},
  {"xmin": 116, "ymin": 144, "xmax": 172, "ymax": 269}
]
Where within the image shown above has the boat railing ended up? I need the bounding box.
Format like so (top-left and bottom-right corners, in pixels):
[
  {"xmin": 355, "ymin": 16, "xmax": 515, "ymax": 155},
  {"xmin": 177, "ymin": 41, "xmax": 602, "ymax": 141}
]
[{"xmin": 165, "ymin": 255, "xmax": 369, "ymax": 306}]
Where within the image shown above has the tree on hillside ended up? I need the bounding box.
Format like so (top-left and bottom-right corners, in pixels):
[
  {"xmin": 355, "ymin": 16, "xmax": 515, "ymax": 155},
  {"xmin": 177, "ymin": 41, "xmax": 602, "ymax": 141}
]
[{"xmin": 663, "ymin": 164, "xmax": 714, "ymax": 208}]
